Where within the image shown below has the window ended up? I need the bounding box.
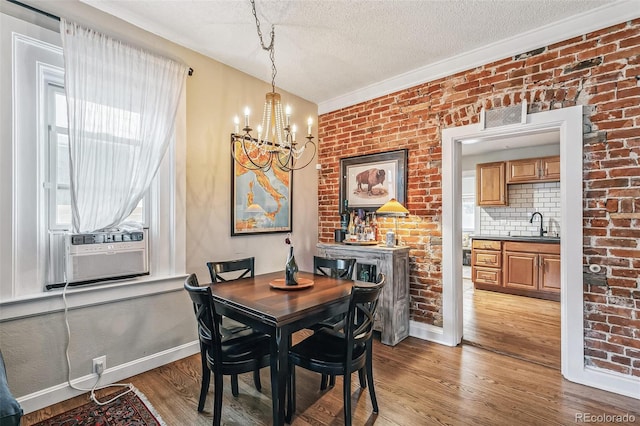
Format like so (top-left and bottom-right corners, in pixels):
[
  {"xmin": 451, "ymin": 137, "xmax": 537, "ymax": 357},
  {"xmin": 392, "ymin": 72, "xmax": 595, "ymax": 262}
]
[
  {"xmin": 47, "ymin": 84, "xmax": 71, "ymax": 228},
  {"xmin": 2, "ymin": 17, "xmax": 183, "ymax": 303},
  {"xmin": 45, "ymin": 83, "xmax": 146, "ymax": 231},
  {"xmin": 461, "ymin": 175, "xmax": 476, "ymax": 232}
]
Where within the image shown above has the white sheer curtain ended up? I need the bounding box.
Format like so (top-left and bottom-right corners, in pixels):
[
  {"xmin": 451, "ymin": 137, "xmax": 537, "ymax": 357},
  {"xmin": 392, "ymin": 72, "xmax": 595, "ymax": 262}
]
[{"xmin": 60, "ymin": 19, "xmax": 187, "ymax": 233}]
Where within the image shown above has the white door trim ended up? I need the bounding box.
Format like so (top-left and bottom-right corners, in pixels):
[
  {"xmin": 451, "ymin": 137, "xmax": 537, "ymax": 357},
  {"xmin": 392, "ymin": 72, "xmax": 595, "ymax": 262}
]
[{"xmin": 441, "ymin": 105, "xmax": 639, "ymax": 399}]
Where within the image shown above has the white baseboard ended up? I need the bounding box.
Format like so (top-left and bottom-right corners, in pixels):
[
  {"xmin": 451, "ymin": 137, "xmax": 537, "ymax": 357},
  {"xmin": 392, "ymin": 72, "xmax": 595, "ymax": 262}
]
[
  {"xmin": 18, "ymin": 341, "xmax": 200, "ymax": 414},
  {"xmin": 409, "ymin": 320, "xmax": 455, "ymax": 346},
  {"xmin": 573, "ymin": 366, "xmax": 640, "ymax": 400}
]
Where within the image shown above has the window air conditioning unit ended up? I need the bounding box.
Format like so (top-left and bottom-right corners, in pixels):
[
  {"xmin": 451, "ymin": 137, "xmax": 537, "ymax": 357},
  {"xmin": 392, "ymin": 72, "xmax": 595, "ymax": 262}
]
[{"xmin": 46, "ymin": 229, "xmax": 149, "ymax": 290}]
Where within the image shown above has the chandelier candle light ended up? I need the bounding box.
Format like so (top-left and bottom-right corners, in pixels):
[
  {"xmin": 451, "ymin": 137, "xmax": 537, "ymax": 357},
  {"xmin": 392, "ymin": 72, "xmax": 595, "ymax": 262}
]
[{"xmin": 232, "ymin": 0, "xmax": 316, "ymax": 172}]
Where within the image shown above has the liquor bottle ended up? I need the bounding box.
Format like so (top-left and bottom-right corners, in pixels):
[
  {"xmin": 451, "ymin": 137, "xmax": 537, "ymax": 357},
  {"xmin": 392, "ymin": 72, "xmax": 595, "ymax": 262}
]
[
  {"xmin": 340, "ymin": 199, "xmax": 349, "ymax": 231},
  {"xmin": 347, "ymin": 210, "xmax": 356, "ymax": 236},
  {"xmin": 371, "ymin": 213, "xmax": 378, "ymax": 241},
  {"xmin": 285, "ymin": 246, "xmax": 299, "ymax": 285}
]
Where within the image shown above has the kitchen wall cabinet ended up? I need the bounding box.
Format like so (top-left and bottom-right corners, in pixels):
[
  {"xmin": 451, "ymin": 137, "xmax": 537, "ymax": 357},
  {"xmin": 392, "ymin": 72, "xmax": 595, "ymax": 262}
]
[
  {"xmin": 503, "ymin": 241, "xmax": 560, "ymax": 301},
  {"xmin": 316, "ymin": 243, "xmax": 410, "ymax": 346},
  {"xmin": 476, "ymin": 162, "xmax": 507, "ymax": 206},
  {"xmin": 477, "ymin": 156, "xmax": 560, "ymax": 207},
  {"xmin": 506, "ymin": 156, "xmax": 560, "ymax": 183}
]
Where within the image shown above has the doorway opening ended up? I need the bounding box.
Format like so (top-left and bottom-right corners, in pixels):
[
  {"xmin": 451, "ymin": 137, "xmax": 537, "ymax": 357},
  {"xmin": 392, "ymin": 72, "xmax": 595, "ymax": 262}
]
[
  {"xmin": 439, "ymin": 106, "xmax": 638, "ymax": 397},
  {"xmin": 440, "ymin": 106, "xmax": 585, "ymax": 385},
  {"xmin": 459, "ymin": 136, "xmax": 561, "ymax": 369}
]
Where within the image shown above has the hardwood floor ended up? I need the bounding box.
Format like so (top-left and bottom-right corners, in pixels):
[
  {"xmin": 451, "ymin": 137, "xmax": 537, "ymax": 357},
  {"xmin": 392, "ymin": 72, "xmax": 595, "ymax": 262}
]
[
  {"xmin": 462, "ymin": 274, "xmax": 561, "ymax": 369},
  {"xmin": 23, "ymin": 332, "xmax": 639, "ymax": 426}
]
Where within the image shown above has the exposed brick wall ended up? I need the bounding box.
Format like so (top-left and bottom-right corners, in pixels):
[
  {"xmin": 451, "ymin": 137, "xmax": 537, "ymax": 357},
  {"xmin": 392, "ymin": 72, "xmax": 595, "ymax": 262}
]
[{"xmin": 318, "ymin": 19, "xmax": 640, "ymax": 378}]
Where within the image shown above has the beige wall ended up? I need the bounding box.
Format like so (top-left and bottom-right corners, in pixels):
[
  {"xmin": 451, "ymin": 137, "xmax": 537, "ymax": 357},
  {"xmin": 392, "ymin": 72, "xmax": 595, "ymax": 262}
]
[
  {"xmin": 1, "ymin": 0, "xmax": 318, "ymax": 403},
  {"xmin": 185, "ymin": 50, "xmax": 319, "ymax": 281}
]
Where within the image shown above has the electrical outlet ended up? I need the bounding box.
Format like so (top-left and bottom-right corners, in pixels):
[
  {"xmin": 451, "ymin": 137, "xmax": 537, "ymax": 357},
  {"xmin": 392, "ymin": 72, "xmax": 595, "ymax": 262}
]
[{"xmin": 92, "ymin": 356, "xmax": 106, "ymax": 375}]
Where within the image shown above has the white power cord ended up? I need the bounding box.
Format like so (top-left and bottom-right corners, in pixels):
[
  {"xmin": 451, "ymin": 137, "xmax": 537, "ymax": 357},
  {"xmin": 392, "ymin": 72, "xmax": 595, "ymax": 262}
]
[{"xmin": 62, "ymin": 280, "xmax": 134, "ymax": 406}]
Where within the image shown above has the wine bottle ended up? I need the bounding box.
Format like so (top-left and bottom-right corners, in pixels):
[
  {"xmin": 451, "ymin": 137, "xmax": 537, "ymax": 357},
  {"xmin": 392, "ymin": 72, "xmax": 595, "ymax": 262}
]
[
  {"xmin": 285, "ymin": 246, "xmax": 299, "ymax": 285},
  {"xmin": 340, "ymin": 199, "xmax": 349, "ymax": 231}
]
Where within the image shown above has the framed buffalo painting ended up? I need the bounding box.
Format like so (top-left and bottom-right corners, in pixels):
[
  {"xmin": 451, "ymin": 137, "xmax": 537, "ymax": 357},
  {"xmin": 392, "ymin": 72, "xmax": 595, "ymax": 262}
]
[{"xmin": 339, "ymin": 149, "xmax": 407, "ymax": 211}]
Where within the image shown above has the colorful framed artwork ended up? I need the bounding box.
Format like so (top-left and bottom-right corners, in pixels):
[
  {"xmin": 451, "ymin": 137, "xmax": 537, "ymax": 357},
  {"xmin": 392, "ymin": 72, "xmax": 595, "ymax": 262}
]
[
  {"xmin": 339, "ymin": 149, "xmax": 408, "ymax": 211},
  {"xmin": 231, "ymin": 136, "xmax": 293, "ymax": 236}
]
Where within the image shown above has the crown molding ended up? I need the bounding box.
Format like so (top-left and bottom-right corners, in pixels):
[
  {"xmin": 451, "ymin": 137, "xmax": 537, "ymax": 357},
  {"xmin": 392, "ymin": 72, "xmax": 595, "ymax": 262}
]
[{"xmin": 318, "ymin": 0, "xmax": 640, "ymax": 115}]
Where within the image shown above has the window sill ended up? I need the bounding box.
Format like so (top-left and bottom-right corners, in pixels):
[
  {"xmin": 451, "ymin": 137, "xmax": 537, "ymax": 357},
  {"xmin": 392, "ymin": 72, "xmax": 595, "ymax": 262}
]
[{"xmin": 0, "ymin": 274, "xmax": 188, "ymax": 322}]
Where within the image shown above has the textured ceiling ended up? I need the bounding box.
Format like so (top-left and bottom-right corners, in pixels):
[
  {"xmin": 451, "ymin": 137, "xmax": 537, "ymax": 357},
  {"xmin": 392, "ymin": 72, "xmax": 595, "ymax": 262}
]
[{"xmin": 81, "ymin": 0, "xmax": 637, "ymax": 112}]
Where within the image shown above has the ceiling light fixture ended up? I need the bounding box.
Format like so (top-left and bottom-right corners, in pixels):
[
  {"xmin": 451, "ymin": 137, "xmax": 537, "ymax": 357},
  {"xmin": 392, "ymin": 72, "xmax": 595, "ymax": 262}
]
[{"xmin": 231, "ymin": 0, "xmax": 316, "ymax": 172}]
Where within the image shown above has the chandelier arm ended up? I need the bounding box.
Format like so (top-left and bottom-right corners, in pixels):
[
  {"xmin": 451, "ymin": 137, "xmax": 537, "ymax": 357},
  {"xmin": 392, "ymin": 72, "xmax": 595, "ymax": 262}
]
[
  {"xmin": 277, "ymin": 140, "xmax": 317, "ymax": 171},
  {"xmin": 241, "ymin": 136, "xmax": 274, "ymax": 171},
  {"xmin": 231, "ymin": 141, "xmax": 263, "ymax": 171},
  {"xmin": 275, "ymin": 147, "xmax": 293, "ymax": 169},
  {"xmin": 231, "ymin": 134, "xmax": 271, "ymax": 171}
]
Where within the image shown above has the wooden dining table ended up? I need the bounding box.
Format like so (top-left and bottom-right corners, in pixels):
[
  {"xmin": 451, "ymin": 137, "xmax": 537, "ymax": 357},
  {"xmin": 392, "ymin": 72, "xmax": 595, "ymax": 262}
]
[{"xmin": 207, "ymin": 270, "xmax": 354, "ymax": 426}]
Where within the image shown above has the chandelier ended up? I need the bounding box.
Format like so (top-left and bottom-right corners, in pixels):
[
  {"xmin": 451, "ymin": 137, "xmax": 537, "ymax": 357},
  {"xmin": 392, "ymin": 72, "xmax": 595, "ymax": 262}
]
[{"xmin": 232, "ymin": 0, "xmax": 316, "ymax": 172}]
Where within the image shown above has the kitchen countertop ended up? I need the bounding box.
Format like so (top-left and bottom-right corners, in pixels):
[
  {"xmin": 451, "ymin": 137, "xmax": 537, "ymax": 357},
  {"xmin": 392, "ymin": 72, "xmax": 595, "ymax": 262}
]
[{"xmin": 471, "ymin": 234, "xmax": 560, "ymax": 244}]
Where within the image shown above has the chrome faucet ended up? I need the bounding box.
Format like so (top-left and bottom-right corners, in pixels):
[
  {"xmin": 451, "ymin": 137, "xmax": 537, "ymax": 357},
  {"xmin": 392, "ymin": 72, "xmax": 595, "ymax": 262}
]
[{"xmin": 530, "ymin": 212, "xmax": 547, "ymax": 237}]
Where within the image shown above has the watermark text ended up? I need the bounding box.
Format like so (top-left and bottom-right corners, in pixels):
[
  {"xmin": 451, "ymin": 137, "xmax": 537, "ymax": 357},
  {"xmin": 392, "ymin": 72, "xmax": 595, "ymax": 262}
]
[{"xmin": 575, "ymin": 412, "xmax": 636, "ymax": 423}]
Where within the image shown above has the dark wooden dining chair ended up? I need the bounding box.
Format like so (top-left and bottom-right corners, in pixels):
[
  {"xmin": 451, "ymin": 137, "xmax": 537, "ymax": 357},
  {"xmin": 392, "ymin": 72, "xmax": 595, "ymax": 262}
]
[
  {"xmin": 184, "ymin": 274, "xmax": 270, "ymax": 423},
  {"xmin": 206, "ymin": 257, "xmax": 265, "ymax": 396},
  {"xmin": 312, "ymin": 255, "xmax": 358, "ymax": 389},
  {"xmin": 206, "ymin": 257, "xmax": 255, "ymax": 336},
  {"xmin": 286, "ymin": 274, "xmax": 386, "ymax": 426},
  {"xmin": 313, "ymin": 256, "xmax": 356, "ymax": 279}
]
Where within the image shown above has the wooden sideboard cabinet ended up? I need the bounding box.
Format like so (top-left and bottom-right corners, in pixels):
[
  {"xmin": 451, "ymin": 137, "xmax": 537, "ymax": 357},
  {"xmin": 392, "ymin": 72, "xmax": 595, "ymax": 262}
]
[{"xmin": 316, "ymin": 243, "xmax": 410, "ymax": 346}]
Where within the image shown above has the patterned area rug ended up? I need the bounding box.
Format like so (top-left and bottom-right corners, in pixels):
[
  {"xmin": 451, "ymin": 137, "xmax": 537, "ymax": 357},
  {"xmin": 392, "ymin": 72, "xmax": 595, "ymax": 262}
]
[{"xmin": 32, "ymin": 386, "xmax": 166, "ymax": 426}]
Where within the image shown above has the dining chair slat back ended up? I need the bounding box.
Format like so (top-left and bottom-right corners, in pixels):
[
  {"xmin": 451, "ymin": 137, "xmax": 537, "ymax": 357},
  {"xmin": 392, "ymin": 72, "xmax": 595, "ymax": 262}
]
[
  {"xmin": 313, "ymin": 256, "xmax": 356, "ymax": 280},
  {"xmin": 207, "ymin": 257, "xmax": 255, "ymax": 283},
  {"xmin": 206, "ymin": 257, "xmax": 255, "ymax": 335},
  {"xmin": 309, "ymin": 256, "xmax": 357, "ymax": 336}
]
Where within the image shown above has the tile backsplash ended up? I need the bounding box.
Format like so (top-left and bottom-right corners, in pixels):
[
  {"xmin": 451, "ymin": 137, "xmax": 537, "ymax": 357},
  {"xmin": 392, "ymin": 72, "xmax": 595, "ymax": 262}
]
[{"xmin": 479, "ymin": 182, "xmax": 560, "ymax": 237}]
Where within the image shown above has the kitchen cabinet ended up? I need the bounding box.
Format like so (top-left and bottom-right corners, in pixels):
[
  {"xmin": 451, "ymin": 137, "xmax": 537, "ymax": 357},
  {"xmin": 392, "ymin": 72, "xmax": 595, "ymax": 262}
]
[
  {"xmin": 471, "ymin": 239, "xmax": 502, "ymax": 289},
  {"xmin": 503, "ymin": 241, "xmax": 560, "ymax": 301},
  {"xmin": 471, "ymin": 237, "xmax": 560, "ymax": 301},
  {"xmin": 507, "ymin": 156, "xmax": 560, "ymax": 183},
  {"xmin": 316, "ymin": 243, "xmax": 410, "ymax": 346},
  {"xmin": 476, "ymin": 162, "xmax": 507, "ymax": 206},
  {"xmin": 539, "ymin": 253, "xmax": 561, "ymax": 292}
]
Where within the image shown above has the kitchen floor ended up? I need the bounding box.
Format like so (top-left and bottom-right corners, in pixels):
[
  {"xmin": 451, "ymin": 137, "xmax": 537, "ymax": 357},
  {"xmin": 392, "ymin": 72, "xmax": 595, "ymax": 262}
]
[{"xmin": 462, "ymin": 266, "xmax": 561, "ymax": 369}]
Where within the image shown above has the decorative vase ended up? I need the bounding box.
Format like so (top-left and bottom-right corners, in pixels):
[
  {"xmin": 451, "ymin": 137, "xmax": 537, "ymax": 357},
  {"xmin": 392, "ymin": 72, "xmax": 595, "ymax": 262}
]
[{"xmin": 285, "ymin": 246, "xmax": 299, "ymax": 285}]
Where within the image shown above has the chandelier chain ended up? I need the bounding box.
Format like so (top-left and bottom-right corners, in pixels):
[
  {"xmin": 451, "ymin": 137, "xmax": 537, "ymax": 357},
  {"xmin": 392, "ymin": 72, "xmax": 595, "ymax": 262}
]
[
  {"xmin": 250, "ymin": 0, "xmax": 277, "ymax": 93},
  {"xmin": 232, "ymin": 0, "xmax": 316, "ymax": 172}
]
